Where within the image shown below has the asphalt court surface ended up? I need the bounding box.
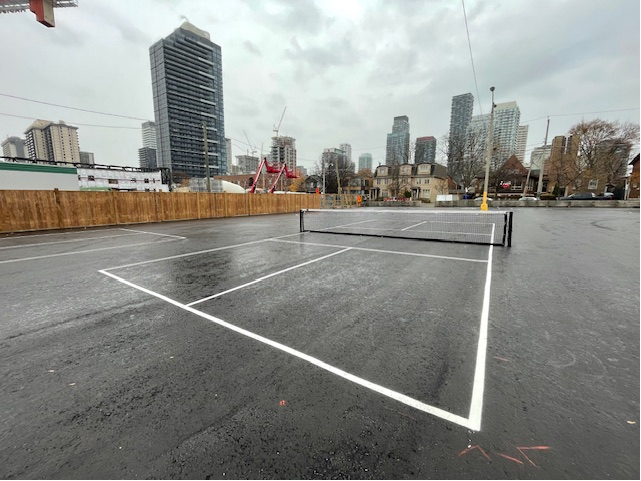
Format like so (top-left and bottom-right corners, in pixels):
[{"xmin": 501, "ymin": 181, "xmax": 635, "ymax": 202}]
[
  {"xmin": 0, "ymin": 209, "xmax": 639, "ymax": 479},
  {"xmin": 105, "ymin": 235, "xmax": 489, "ymax": 420}
]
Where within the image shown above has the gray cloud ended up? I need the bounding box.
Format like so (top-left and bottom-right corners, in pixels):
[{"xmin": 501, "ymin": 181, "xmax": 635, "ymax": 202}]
[
  {"xmin": 0, "ymin": 0, "xmax": 638, "ymax": 173},
  {"xmin": 243, "ymin": 40, "xmax": 262, "ymax": 56}
]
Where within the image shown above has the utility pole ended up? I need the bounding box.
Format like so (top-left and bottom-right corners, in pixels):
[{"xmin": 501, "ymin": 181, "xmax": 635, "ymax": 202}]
[
  {"xmin": 322, "ymin": 154, "xmax": 326, "ymax": 194},
  {"xmin": 480, "ymin": 87, "xmax": 496, "ymax": 211},
  {"xmin": 536, "ymin": 117, "xmax": 550, "ymax": 198},
  {"xmin": 203, "ymin": 122, "xmax": 211, "ymax": 192}
]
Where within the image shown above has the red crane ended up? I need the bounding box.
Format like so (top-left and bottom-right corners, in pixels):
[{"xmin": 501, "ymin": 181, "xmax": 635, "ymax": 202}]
[{"xmin": 249, "ymin": 157, "xmax": 298, "ymax": 194}]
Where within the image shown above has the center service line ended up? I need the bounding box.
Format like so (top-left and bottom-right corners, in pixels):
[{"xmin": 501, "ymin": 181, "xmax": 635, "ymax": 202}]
[
  {"xmin": 186, "ymin": 248, "xmax": 352, "ymax": 307},
  {"xmin": 99, "ymin": 269, "xmax": 475, "ymax": 430}
]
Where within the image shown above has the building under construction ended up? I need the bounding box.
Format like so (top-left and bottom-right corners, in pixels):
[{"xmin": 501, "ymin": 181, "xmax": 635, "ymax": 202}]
[{"xmin": 270, "ymin": 136, "xmax": 297, "ymax": 173}]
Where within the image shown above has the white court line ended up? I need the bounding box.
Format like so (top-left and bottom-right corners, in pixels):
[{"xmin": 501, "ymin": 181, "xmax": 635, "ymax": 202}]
[
  {"xmin": 317, "ymin": 219, "xmax": 376, "ymax": 230},
  {"xmin": 101, "ymin": 232, "xmax": 305, "ymax": 271},
  {"xmin": 467, "ymin": 224, "xmax": 495, "ymax": 432},
  {"xmin": 187, "ymin": 248, "xmax": 351, "ymax": 307},
  {"xmin": 0, "ymin": 239, "xmax": 176, "ymax": 264},
  {"xmin": 0, "ymin": 228, "xmax": 122, "ymax": 240},
  {"xmin": 0, "ymin": 233, "xmax": 141, "ymax": 250},
  {"xmin": 401, "ymin": 221, "xmax": 427, "ymax": 231},
  {"xmin": 118, "ymin": 227, "xmax": 187, "ymax": 240},
  {"xmin": 326, "ymin": 226, "xmax": 493, "ymax": 237},
  {"xmin": 268, "ymin": 238, "xmax": 487, "ymax": 263},
  {"xmin": 99, "ymin": 269, "xmax": 475, "ymax": 430}
]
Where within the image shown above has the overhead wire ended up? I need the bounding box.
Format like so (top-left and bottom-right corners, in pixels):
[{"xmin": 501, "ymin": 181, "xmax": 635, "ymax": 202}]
[
  {"xmin": 0, "ymin": 93, "xmax": 149, "ymax": 121},
  {"xmin": 461, "ymin": 0, "xmax": 483, "ymax": 115}
]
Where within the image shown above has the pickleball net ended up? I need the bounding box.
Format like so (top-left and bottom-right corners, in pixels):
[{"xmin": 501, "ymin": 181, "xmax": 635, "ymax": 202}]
[{"xmin": 300, "ymin": 209, "xmax": 513, "ymax": 246}]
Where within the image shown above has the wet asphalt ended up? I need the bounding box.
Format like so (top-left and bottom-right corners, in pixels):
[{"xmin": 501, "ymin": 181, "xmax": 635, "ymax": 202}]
[{"xmin": 0, "ymin": 208, "xmax": 638, "ymax": 479}]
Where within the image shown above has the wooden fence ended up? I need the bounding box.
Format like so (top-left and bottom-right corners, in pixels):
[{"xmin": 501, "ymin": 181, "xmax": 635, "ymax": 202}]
[{"xmin": 0, "ymin": 190, "xmax": 337, "ymax": 233}]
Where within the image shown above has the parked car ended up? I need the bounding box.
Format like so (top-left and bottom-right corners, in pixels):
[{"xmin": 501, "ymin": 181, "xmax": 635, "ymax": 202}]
[
  {"xmin": 597, "ymin": 192, "xmax": 615, "ymax": 200},
  {"xmin": 560, "ymin": 192, "xmax": 596, "ymax": 200},
  {"xmin": 473, "ymin": 196, "xmax": 493, "ymax": 202},
  {"xmin": 518, "ymin": 196, "xmax": 538, "ymax": 202}
]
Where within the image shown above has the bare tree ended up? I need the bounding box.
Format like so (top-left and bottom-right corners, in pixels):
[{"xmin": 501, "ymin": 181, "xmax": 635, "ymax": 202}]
[
  {"xmin": 568, "ymin": 119, "xmax": 640, "ymax": 188},
  {"xmin": 323, "ymin": 152, "xmax": 356, "ymax": 194},
  {"xmin": 546, "ymin": 140, "xmax": 579, "ymax": 196},
  {"xmin": 387, "ymin": 165, "xmax": 412, "ymax": 198},
  {"xmin": 440, "ymin": 131, "xmax": 486, "ymax": 193}
]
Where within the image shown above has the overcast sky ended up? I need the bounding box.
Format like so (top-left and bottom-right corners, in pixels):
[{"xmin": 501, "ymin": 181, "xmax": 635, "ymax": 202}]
[{"xmin": 0, "ymin": 0, "xmax": 639, "ymax": 172}]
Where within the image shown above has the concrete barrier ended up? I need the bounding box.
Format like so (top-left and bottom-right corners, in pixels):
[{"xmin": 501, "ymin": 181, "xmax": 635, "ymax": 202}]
[{"xmin": 435, "ymin": 199, "xmax": 640, "ymax": 208}]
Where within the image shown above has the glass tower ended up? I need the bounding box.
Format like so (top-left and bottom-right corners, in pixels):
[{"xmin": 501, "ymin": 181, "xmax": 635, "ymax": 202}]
[{"xmin": 150, "ymin": 22, "xmax": 226, "ymax": 178}]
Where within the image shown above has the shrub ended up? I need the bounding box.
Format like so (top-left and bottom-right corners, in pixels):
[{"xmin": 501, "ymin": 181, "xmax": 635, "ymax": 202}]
[{"xmin": 540, "ymin": 193, "xmax": 556, "ymax": 200}]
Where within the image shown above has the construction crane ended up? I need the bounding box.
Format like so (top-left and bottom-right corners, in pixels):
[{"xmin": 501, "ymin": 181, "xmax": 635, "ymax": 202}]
[
  {"xmin": 0, "ymin": 0, "xmax": 78, "ymax": 27},
  {"xmin": 249, "ymin": 157, "xmax": 298, "ymax": 194},
  {"xmin": 242, "ymin": 130, "xmax": 257, "ymax": 156},
  {"xmin": 273, "ymin": 106, "xmax": 287, "ymax": 138}
]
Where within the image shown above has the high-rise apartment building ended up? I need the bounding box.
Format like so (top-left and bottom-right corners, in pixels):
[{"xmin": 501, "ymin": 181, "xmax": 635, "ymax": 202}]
[
  {"xmin": 139, "ymin": 121, "xmax": 157, "ymax": 169},
  {"xmin": 358, "ymin": 153, "xmax": 372, "ymax": 172},
  {"xmin": 1, "ymin": 136, "xmax": 26, "ymax": 158},
  {"xmin": 24, "ymin": 120, "xmax": 81, "ymax": 163},
  {"xmin": 516, "ymin": 125, "xmax": 529, "ymax": 162},
  {"xmin": 466, "ymin": 101, "xmax": 521, "ymax": 165},
  {"xmin": 339, "ymin": 143, "xmax": 352, "ymax": 163},
  {"xmin": 270, "ymin": 136, "xmax": 297, "ymax": 172},
  {"xmin": 138, "ymin": 148, "xmax": 157, "ymax": 169},
  {"xmin": 150, "ymin": 22, "xmax": 226, "ymax": 178},
  {"xmin": 448, "ymin": 93, "xmax": 474, "ymax": 170},
  {"xmin": 385, "ymin": 115, "xmax": 410, "ymax": 164},
  {"xmin": 141, "ymin": 121, "xmax": 157, "ymax": 149},
  {"xmin": 492, "ymin": 101, "xmax": 521, "ymax": 163},
  {"xmin": 415, "ymin": 136, "xmax": 437, "ymax": 163}
]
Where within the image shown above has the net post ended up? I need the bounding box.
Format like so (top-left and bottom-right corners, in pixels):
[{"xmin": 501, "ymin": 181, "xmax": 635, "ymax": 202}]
[
  {"xmin": 299, "ymin": 209, "xmax": 305, "ymax": 232},
  {"xmin": 507, "ymin": 211, "xmax": 513, "ymax": 247},
  {"xmin": 502, "ymin": 211, "xmax": 508, "ymax": 246}
]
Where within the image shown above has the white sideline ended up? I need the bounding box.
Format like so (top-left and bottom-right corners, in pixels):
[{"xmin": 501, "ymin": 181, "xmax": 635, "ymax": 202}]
[
  {"xmin": 467, "ymin": 224, "xmax": 495, "ymax": 432},
  {"xmin": 0, "ymin": 239, "xmax": 176, "ymax": 264},
  {"xmin": 0, "ymin": 233, "xmax": 140, "ymax": 250},
  {"xmin": 99, "ymin": 269, "xmax": 476, "ymax": 430}
]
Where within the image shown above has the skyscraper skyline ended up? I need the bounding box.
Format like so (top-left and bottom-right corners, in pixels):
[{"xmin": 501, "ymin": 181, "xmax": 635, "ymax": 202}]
[{"xmin": 150, "ymin": 21, "xmax": 226, "ymax": 178}]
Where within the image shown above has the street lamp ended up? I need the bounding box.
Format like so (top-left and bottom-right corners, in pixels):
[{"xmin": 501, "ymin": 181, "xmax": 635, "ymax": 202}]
[{"xmin": 480, "ymin": 86, "xmax": 496, "ymax": 211}]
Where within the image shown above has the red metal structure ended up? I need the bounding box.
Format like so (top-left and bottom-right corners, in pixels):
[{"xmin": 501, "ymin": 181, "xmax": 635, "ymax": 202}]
[
  {"xmin": 249, "ymin": 157, "xmax": 298, "ymax": 194},
  {"xmin": 0, "ymin": 0, "xmax": 77, "ymax": 27}
]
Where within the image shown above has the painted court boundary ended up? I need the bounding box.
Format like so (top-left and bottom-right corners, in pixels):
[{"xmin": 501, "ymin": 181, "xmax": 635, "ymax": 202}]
[
  {"xmin": 0, "ymin": 228, "xmax": 186, "ymax": 264},
  {"xmin": 99, "ymin": 232, "xmax": 494, "ymax": 431}
]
